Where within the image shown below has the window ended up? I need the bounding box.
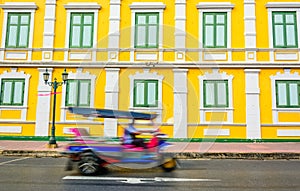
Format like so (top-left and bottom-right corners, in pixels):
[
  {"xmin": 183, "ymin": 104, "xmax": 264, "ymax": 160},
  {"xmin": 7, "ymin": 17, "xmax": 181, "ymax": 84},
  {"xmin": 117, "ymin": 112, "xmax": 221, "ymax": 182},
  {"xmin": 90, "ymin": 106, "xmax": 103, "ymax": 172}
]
[
  {"xmin": 135, "ymin": 13, "xmax": 159, "ymax": 48},
  {"xmin": 276, "ymin": 80, "xmax": 300, "ymax": 108},
  {"xmin": 134, "ymin": 80, "xmax": 158, "ymax": 107},
  {"xmin": 204, "ymin": 80, "xmax": 228, "ymax": 107},
  {"xmin": 69, "ymin": 13, "xmax": 94, "ymax": 48},
  {"xmin": 5, "ymin": 13, "xmax": 30, "ymax": 48},
  {"xmin": 272, "ymin": 12, "xmax": 298, "ymax": 48},
  {"xmin": 0, "ymin": 79, "xmax": 25, "ymax": 105},
  {"xmin": 65, "ymin": 80, "xmax": 91, "ymax": 106},
  {"xmin": 203, "ymin": 12, "xmax": 227, "ymax": 48}
]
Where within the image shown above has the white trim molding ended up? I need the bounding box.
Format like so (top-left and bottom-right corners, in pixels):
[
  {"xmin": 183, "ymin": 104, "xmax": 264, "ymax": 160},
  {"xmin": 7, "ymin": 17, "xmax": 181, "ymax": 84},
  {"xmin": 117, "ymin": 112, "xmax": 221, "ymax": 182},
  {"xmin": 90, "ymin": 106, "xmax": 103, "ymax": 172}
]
[
  {"xmin": 108, "ymin": 0, "xmax": 121, "ymax": 62},
  {"xmin": 129, "ymin": 2, "xmax": 166, "ymax": 62},
  {"xmin": 173, "ymin": 69, "xmax": 188, "ymax": 138},
  {"xmin": 266, "ymin": 3, "xmax": 300, "ymax": 62},
  {"xmin": 0, "ymin": 68, "xmax": 31, "ymax": 121},
  {"xmin": 245, "ymin": 69, "xmax": 261, "ymax": 139},
  {"xmin": 0, "ymin": 2, "xmax": 38, "ymax": 61},
  {"xmin": 35, "ymin": 68, "xmax": 52, "ymax": 136},
  {"xmin": 277, "ymin": 129, "xmax": 300, "ymax": 137},
  {"xmin": 61, "ymin": 68, "xmax": 96, "ymax": 121},
  {"xmin": 270, "ymin": 69, "xmax": 300, "ymax": 124},
  {"xmin": 244, "ymin": 0, "xmax": 257, "ymax": 62},
  {"xmin": 197, "ymin": 2, "xmax": 234, "ymax": 62},
  {"xmin": 64, "ymin": 3, "xmax": 101, "ymax": 62},
  {"xmin": 42, "ymin": 0, "xmax": 57, "ymax": 61},
  {"xmin": 198, "ymin": 69, "xmax": 234, "ymax": 124},
  {"xmin": 104, "ymin": 68, "xmax": 120, "ymax": 137},
  {"xmin": 175, "ymin": 0, "xmax": 186, "ymax": 62},
  {"xmin": 129, "ymin": 69, "xmax": 164, "ymax": 123},
  {"xmin": 0, "ymin": 126, "xmax": 22, "ymax": 134}
]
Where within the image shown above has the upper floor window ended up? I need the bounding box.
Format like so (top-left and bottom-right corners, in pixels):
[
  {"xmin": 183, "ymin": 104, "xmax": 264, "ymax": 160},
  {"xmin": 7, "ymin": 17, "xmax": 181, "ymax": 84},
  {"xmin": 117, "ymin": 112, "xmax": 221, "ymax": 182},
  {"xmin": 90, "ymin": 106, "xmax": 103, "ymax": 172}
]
[
  {"xmin": 133, "ymin": 79, "xmax": 158, "ymax": 107},
  {"xmin": 69, "ymin": 13, "xmax": 94, "ymax": 48},
  {"xmin": 204, "ymin": 80, "xmax": 228, "ymax": 108},
  {"xmin": 276, "ymin": 80, "xmax": 300, "ymax": 108},
  {"xmin": 272, "ymin": 12, "xmax": 298, "ymax": 48},
  {"xmin": 203, "ymin": 12, "xmax": 227, "ymax": 48},
  {"xmin": 65, "ymin": 79, "xmax": 91, "ymax": 106},
  {"xmin": 135, "ymin": 13, "xmax": 159, "ymax": 48},
  {"xmin": 6, "ymin": 13, "xmax": 31, "ymax": 48},
  {"xmin": 0, "ymin": 79, "xmax": 25, "ymax": 106}
]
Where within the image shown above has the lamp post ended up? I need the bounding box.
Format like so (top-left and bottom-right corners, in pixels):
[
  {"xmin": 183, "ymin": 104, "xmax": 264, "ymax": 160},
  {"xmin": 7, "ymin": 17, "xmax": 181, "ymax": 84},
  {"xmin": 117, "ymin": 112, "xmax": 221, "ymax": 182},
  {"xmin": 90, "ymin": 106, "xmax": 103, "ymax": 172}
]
[{"xmin": 43, "ymin": 68, "xmax": 68, "ymax": 148}]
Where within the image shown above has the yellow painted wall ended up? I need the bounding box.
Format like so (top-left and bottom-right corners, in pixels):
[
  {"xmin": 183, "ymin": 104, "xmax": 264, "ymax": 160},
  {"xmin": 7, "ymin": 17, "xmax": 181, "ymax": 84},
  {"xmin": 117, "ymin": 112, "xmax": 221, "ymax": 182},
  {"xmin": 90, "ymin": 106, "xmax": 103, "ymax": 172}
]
[
  {"xmin": 262, "ymin": 127, "xmax": 300, "ymax": 139},
  {"xmin": 188, "ymin": 125, "xmax": 247, "ymax": 139}
]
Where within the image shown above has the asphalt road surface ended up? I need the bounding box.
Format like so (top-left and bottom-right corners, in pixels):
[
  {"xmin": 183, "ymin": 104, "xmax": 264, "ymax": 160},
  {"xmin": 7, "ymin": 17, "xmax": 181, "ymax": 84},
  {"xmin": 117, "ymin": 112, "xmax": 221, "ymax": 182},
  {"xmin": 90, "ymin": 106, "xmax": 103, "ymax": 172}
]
[{"xmin": 0, "ymin": 157, "xmax": 299, "ymax": 191}]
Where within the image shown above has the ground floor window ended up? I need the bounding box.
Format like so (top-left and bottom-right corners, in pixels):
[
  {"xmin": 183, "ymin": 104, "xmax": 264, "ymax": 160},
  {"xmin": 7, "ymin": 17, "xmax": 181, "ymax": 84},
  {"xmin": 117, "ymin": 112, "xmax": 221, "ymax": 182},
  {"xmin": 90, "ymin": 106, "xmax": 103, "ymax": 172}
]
[
  {"xmin": 133, "ymin": 79, "xmax": 158, "ymax": 107},
  {"xmin": 276, "ymin": 80, "xmax": 300, "ymax": 108},
  {"xmin": 0, "ymin": 79, "xmax": 25, "ymax": 106},
  {"xmin": 65, "ymin": 79, "xmax": 91, "ymax": 106},
  {"xmin": 203, "ymin": 80, "xmax": 228, "ymax": 108}
]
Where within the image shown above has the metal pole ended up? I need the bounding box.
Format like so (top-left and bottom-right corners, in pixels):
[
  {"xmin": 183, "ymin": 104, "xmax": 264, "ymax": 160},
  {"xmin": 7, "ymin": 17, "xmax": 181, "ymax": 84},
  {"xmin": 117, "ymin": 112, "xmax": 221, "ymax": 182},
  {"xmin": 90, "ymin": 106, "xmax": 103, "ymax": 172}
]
[{"xmin": 49, "ymin": 79, "xmax": 57, "ymax": 146}]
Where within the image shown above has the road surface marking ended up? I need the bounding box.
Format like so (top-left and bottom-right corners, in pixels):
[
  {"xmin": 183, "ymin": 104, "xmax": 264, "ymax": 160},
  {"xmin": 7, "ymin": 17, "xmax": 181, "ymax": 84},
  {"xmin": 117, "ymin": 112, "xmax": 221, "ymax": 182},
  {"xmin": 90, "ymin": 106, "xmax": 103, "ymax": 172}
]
[
  {"xmin": 0, "ymin": 157, "xmax": 29, "ymax": 166},
  {"xmin": 63, "ymin": 176, "xmax": 221, "ymax": 184}
]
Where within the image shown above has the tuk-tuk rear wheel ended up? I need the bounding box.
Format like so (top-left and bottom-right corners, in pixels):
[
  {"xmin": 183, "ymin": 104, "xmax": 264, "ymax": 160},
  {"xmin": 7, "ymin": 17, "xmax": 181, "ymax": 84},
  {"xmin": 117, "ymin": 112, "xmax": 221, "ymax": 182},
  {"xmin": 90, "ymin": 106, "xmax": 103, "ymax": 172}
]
[
  {"xmin": 78, "ymin": 152, "xmax": 103, "ymax": 176},
  {"xmin": 161, "ymin": 158, "xmax": 176, "ymax": 172}
]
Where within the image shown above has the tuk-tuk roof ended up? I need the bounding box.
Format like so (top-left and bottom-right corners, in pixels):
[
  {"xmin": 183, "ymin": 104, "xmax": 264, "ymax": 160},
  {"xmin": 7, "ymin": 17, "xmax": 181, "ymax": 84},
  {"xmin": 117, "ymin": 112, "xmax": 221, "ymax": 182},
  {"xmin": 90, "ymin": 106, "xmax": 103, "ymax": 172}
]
[{"xmin": 68, "ymin": 107, "xmax": 157, "ymax": 120}]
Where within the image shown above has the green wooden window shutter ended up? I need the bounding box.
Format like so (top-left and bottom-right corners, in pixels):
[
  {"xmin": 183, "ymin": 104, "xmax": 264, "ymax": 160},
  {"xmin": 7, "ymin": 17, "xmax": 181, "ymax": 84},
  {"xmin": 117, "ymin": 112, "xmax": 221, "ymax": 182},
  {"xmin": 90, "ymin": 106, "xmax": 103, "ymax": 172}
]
[
  {"xmin": 6, "ymin": 13, "xmax": 31, "ymax": 48},
  {"xmin": 135, "ymin": 13, "xmax": 159, "ymax": 48},
  {"xmin": 0, "ymin": 79, "xmax": 25, "ymax": 106},
  {"xmin": 134, "ymin": 80, "xmax": 158, "ymax": 107},
  {"xmin": 272, "ymin": 12, "xmax": 298, "ymax": 48},
  {"xmin": 203, "ymin": 12, "xmax": 227, "ymax": 48},
  {"xmin": 66, "ymin": 79, "xmax": 91, "ymax": 106},
  {"xmin": 204, "ymin": 80, "xmax": 229, "ymax": 108},
  {"xmin": 69, "ymin": 13, "xmax": 94, "ymax": 48}
]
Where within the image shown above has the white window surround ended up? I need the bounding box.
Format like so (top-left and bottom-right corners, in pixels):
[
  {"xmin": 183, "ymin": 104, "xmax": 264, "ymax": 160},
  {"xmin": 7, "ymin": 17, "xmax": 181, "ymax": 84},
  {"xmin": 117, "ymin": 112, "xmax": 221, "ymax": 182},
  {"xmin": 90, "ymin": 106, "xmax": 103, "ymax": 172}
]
[
  {"xmin": 0, "ymin": 68, "xmax": 31, "ymax": 121},
  {"xmin": 129, "ymin": 69, "xmax": 164, "ymax": 123},
  {"xmin": 64, "ymin": 3, "xmax": 101, "ymax": 62},
  {"xmin": 270, "ymin": 69, "xmax": 300, "ymax": 124},
  {"xmin": 0, "ymin": 2, "xmax": 37, "ymax": 61},
  {"xmin": 266, "ymin": 3, "xmax": 300, "ymax": 61},
  {"xmin": 61, "ymin": 68, "xmax": 96, "ymax": 122},
  {"xmin": 129, "ymin": 2, "xmax": 166, "ymax": 62},
  {"xmin": 198, "ymin": 69, "xmax": 233, "ymax": 124},
  {"xmin": 197, "ymin": 2, "xmax": 234, "ymax": 61}
]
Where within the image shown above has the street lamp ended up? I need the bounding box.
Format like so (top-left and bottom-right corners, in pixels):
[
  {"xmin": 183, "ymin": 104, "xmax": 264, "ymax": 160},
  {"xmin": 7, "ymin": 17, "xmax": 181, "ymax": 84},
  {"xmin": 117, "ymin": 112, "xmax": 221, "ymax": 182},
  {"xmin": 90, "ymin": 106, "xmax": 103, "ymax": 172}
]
[{"xmin": 43, "ymin": 68, "xmax": 68, "ymax": 148}]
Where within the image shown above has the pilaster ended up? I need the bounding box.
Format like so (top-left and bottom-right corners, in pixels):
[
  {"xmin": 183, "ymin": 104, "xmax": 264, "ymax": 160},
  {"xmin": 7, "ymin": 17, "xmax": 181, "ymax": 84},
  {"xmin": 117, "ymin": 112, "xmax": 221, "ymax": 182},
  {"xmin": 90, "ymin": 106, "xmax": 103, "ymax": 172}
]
[
  {"xmin": 175, "ymin": 0, "xmax": 186, "ymax": 62},
  {"xmin": 173, "ymin": 69, "xmax": 188, "ymax": 138},
  {"xmin": 35, "ymin": 68, "xmax": 53, "ymax": 136},
  {"xmin": 245, "ymin": 69, "xmax": 261, "ymax": 139},
  {"xmin": 244, "ymin": 0, "xmax": 257, "ymax": 62},
  {"xmin": 104, "ymin": 68, "xmax": 120, "ymax": 137}
]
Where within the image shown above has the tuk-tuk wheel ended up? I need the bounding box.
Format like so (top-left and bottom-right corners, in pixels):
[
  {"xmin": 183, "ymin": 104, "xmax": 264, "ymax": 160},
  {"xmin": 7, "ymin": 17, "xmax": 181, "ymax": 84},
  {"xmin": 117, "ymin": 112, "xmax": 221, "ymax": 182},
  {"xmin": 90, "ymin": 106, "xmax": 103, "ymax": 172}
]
[
  {"xmin": 78, "ymin": 152, "xmax": 101, "ymax": 176},
  {"xmin": 161, "ymin": 158, "xmax": 176, "ymax": 172}
]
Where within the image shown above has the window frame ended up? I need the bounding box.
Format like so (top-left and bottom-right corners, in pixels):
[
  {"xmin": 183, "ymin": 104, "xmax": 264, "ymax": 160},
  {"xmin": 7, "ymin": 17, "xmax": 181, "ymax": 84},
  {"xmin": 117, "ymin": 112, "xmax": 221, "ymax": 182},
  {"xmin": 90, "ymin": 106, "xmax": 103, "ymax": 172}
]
[
  {"xmin": 272, "ymin": 11, "xmax": 298, "ymax": 48},
  {"xmin": 133, "ymin": 79, "xmax": 158, "ymax": 107},
  {"xmin": 65, "ymin": 79, "xmax": 91, "ymax": 107},
  {"xmin": 5, "ymin": 13, "xmax": 31, "ymax": 48},
  {"xmin": 275, "ymin": 80, "xmax": 300, "ymax": 108},
  {"xmin": 69, "ymin": 12, "xmax": 94, "ymax": 48},
  {"xmin": 203, "ymin": 80, "xmax": 229, "ymax": 108},
  {"xmin": 203, "ymin": 12, "xmax": 227, "ymax": 48},
  {"xmin": 0, "ymin": 79, "xmax": 25, "ymax": 106},
  {"xmin": 134, "ymin": 12, "xmax": 159, "ymax": 48}
]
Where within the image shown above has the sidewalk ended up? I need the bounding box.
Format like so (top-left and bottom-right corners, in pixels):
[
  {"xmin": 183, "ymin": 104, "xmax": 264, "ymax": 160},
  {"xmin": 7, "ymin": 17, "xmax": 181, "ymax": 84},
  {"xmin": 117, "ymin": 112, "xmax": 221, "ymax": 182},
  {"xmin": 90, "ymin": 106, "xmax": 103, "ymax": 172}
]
[{"xmin": 0, "ymin": 140, "xmax": 300, "ymax": 159}]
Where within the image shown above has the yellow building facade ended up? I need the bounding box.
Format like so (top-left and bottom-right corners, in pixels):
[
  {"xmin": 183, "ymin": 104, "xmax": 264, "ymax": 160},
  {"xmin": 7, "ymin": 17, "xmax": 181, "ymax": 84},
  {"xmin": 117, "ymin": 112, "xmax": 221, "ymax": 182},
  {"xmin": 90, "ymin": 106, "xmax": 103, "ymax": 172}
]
[{"xmin": 0, "ymin": 0, "xmax": 299, "ymax": 140}]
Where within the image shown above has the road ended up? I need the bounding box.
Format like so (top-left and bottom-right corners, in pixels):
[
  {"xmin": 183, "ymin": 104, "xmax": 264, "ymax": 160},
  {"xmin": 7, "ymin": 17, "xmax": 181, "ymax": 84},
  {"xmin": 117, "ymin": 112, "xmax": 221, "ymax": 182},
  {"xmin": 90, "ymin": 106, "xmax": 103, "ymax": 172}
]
[{"xmin": 0, "ymin": 157, "xmax": 299, "ymax": 191}]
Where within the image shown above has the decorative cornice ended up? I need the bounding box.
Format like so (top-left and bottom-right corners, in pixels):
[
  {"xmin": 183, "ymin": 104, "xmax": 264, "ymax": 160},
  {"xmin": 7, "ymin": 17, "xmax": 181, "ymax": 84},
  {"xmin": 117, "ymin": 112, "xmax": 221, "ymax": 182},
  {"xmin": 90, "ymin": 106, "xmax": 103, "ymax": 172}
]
[
  {"xmin": 130, "ymin": 2, "xmax": 166, "ymax": 10},
  {"xmin": 64, "ymin": 3, "xmax": 101, "ymax": 10},
  {"xmin": 197, "ymin": 2, "xmax": 234, "ymax": 9},
  {"xmin": 0, "ymin": 2, "xmax": 38, "ymax": 10},
  {"xmin": 266, "ymin": 2, "xmax": 300, "ymax": 8}
]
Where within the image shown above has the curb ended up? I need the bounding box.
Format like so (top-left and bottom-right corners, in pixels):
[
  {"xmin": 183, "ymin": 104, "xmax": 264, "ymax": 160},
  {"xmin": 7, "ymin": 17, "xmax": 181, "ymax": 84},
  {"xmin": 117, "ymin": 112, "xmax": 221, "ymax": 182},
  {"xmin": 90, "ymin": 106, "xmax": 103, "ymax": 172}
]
[
  {"xmin": 1, "ymin": 150, "xmax": 300, "ymax": 160},
  {"xmin": 173, "ymin": 152, "xmax": 300, "ymax": 160}
]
